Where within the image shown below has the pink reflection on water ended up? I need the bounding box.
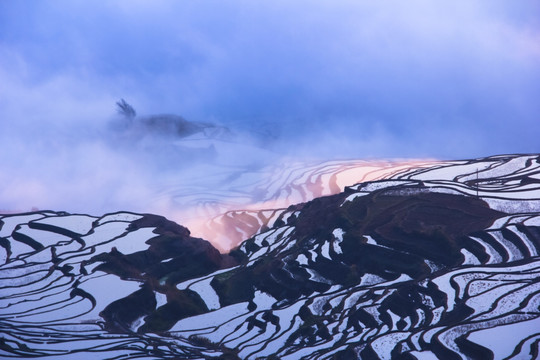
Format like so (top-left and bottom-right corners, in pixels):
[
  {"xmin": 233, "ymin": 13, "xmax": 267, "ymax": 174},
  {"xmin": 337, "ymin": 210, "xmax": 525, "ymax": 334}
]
[{"xmin": 179, "ymin": 159, "xmax": 437, "ymax": 252}]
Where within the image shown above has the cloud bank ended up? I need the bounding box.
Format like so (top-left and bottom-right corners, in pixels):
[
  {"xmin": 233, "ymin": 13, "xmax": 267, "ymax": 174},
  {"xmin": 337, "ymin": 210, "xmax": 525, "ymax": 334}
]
[{"xmin": 0, "ymin": 0, "xmax": 539, "ymax": 224}]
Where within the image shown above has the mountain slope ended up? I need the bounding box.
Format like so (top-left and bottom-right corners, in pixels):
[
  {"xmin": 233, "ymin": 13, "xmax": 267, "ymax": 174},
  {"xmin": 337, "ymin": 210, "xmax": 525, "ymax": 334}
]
[{"xmin": 1, "ymin": 154, "xmax": 539, "ymax": 359}]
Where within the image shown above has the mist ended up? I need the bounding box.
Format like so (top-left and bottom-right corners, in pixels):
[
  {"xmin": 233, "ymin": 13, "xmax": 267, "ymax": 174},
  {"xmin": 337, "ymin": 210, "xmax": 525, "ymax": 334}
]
[{"xmin": 1, "ymin": 1, "xmax": 539, "ymax": 246}]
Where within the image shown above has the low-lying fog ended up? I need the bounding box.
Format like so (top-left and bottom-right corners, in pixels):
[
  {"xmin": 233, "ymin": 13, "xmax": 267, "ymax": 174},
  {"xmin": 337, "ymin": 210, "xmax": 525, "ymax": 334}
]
[{"xmin": 1, "ymin": 1, "xmax": 539, "ymax": 248}]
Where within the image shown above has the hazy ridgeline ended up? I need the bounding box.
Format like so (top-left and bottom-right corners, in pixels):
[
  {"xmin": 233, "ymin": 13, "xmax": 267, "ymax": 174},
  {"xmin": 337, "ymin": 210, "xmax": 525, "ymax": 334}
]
[{"xmin": 0, "ymin": 102, "xmax": 434, "ymax": 249}]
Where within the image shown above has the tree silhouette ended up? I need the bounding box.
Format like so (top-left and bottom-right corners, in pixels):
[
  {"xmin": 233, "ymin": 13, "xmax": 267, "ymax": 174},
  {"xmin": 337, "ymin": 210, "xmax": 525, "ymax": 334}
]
[{"xmin": 116, "ymin": 99, "xmax": 136, "ymax": 119}]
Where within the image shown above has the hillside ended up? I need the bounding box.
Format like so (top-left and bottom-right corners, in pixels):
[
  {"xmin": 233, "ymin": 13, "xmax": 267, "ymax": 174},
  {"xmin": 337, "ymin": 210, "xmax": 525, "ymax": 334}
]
[{"xmin": 1, "ymin": 154, "xmax": 539, "ymax": 359}]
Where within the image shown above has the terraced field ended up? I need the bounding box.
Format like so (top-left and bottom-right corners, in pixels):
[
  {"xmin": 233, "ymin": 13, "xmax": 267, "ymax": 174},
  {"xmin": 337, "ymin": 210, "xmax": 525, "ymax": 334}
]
[
  {"xmin": 1, "ymin": 154, "xmax": 539, "ymax": 359},
  {"xmin": 184, "ymin": 158, "xmax": 436, "ymax": 250}
]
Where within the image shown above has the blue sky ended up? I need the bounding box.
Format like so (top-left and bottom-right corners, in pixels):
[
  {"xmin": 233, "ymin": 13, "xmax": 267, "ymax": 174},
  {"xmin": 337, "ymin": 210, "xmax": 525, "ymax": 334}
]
[
  {"xmin": 1, "ymin": 0, "xmax": 539, "ymax": 158},
  {"xmin": 1, "ymin": 1, "xmax": 540, "ymax": 216}
]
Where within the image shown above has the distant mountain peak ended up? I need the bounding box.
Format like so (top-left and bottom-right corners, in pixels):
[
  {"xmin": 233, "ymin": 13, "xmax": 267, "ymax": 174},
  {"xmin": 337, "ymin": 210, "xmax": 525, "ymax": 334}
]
[{"xmin": 112, "ymin": 99, "xmax": 231, "ymax": 140}]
